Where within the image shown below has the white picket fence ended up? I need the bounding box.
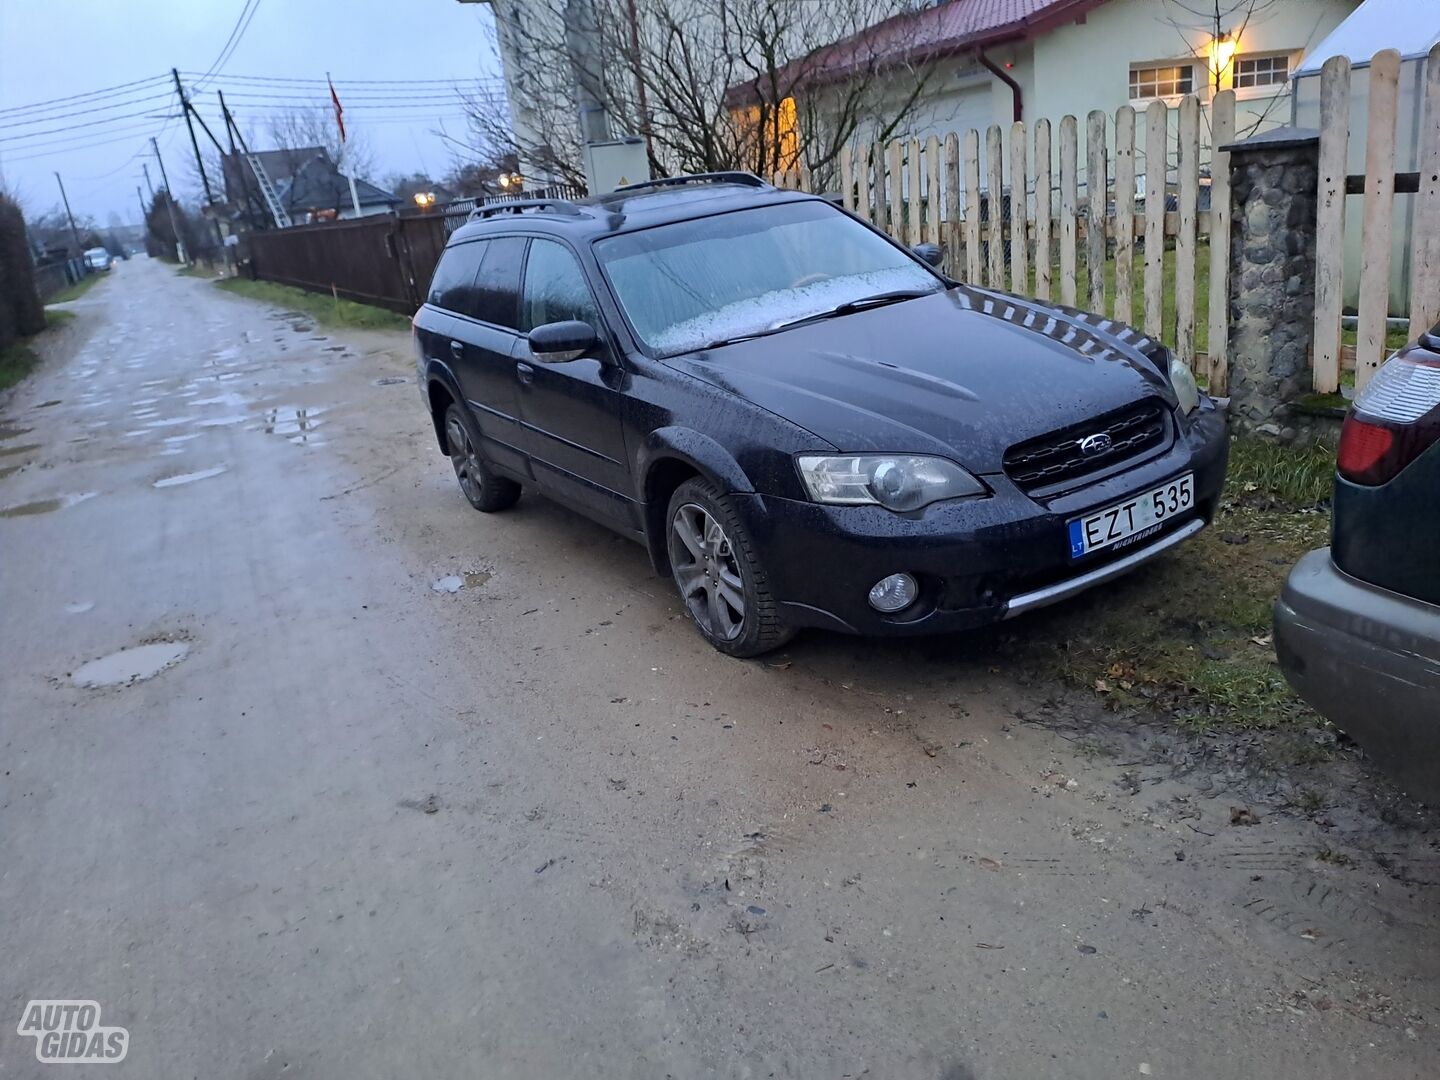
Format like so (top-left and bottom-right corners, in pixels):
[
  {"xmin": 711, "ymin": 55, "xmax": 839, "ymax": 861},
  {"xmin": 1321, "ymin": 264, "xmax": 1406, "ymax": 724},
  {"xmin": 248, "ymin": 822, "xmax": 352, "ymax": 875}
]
[
  {"xmin": 1314, "ymin": 42, "xmax": 1440, "ymax": 393},
  {"xmin": 777, "ymin": 91, "xmax": 1237, "ymax": 392}
]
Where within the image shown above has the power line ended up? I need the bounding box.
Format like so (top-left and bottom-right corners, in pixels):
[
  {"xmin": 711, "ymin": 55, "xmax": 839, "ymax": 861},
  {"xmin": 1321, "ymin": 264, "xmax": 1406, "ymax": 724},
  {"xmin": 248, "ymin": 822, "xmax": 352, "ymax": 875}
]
[
  {"xmin": 179, "ymin": 71, "xmax": 505, "ymax": 87},
  {"xmin": 1, "ymin": 126, "xmax": 166, "ymax": 164},
  {"xmin": 191, "ymin": 0, "xmax": 264, "ymax": 90},
  {"xmin": 0, "ymin": 91, "xmax": 175, "ymax": 128},
  {"xmin": 0, "ymin": 74, "xmax": 169, "ymax": 117},
  {"xmin": 0, "ymin": 107, "xmax": 179, "ymax": 144}
]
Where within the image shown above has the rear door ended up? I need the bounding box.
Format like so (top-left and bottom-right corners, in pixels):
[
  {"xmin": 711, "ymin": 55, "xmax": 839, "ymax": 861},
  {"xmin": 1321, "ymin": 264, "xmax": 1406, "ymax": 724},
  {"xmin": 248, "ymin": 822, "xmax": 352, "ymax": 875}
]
[
  {"xmin": 430, "ymin": 236, "xmax": 528, "ymax": 475},
  {"xmin": 514, "ymin": 237, "xmax": 635, "ymax": 526}
]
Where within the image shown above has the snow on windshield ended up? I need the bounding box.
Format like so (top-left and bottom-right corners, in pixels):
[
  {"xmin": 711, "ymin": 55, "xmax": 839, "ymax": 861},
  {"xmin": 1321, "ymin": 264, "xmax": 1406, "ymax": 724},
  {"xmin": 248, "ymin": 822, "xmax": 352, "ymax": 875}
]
[{"xmin": 648, "ymin": 267, "xmax": 931, "ymax": 353}]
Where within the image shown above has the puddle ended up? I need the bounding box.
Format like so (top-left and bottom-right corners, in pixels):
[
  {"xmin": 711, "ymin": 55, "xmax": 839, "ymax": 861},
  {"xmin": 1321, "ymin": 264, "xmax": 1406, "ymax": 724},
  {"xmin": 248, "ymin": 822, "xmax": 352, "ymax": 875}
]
[
  {"xmin": 153, "ymin": 466, "xmax": 227, "ymax": 488},
  {"xmin": 432, "ymin": 571, "xmax": 491, "ymax": 593},
  {"xmin": 191, "ymin": 392, "xmax": 248, "ymax": 407},
  {"xmin": 132, "ymin": 397, "xmax": 159, "ymax": 406},
  {"xmin": 163, "ymin": 433, "xmax": 202, "ymax": 444},
  {"xmin": 196, "ymin": 415, "xmax": 248, "ymax": 427},
  {"xmin": 71, "ymin": 641, "xmax": 189, "ymax": 689},
  {"xmin": 374, "ymin": 376, "xmax": 409, "ymax": 386},
  {"xmin": 0, "ymin": 442, "xmax": 42, "ymax": 458},
  {"xmin": 260, "ymin": 407, "xmax": 325, "ymax": 436},
  {"xmin": 144, "ymin": 417, "xmax": 193, "ymax": 429},
  {"xmin": 64, "ymin": 601, "xmax": 95, "ymax": 614},
  {"xmin": 0, "ymin": 424, "xmax": 33, "ymax": 441},
  {"xmin": 0, "ymin": 492, "xmax": 97, "ymax": 518}
]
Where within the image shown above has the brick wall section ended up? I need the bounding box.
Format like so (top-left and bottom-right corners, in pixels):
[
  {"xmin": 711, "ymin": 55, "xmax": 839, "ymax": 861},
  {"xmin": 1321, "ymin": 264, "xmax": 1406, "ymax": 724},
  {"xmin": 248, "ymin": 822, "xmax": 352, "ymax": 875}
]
[{"xmin": 1223, "ymin": 129, "xmax": 1320, "ymax": 439}]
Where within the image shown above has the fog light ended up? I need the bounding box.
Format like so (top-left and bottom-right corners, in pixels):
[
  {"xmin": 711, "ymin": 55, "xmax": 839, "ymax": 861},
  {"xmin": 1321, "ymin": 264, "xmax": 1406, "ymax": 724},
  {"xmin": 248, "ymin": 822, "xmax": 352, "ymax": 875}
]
[{"xmin": 868, "ymin": 572, "xmax": 918, "ymax": 613}]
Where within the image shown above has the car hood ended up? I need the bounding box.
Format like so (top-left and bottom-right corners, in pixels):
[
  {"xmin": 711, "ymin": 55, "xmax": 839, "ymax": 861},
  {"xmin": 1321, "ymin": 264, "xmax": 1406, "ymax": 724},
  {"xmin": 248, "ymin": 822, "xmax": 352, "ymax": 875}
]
[{"xmin": 669, "ymin": 287, "xmax": 1177, "ymax": 474}]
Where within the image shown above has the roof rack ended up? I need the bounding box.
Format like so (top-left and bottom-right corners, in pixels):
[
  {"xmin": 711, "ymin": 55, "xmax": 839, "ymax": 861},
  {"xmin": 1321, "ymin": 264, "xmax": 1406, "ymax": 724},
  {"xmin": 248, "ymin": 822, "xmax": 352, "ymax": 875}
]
[
  {"xmin": 613, "ymin": 171, "xmax": 770, "ymax": 194},
  {"xmin": 467, "ymin": 199, "xmax": 584, "ymax": 221}
]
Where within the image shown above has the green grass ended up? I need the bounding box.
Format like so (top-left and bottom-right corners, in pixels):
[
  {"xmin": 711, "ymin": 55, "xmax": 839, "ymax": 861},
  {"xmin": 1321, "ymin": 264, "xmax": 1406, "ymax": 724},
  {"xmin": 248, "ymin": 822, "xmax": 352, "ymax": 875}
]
[
  {"xmin": 1008, "ymin": 436, "xmax": 1334, "ymax": 734},
  {"xmin": 47, "ymin": 272, "xmax": 104, "ymax": 305},
  {"xmin": 176, "ymin": 262, "xmax": 217, "ymax": 278},
  {"xmin": 0, "ymin": 309, "xmax": 73, "ymax": 392},
  {"xmin": 1341, "ymin": 323, "xmax": 1411, "ymax": 353},
  {"xmin": 214, "ymin": 278, "xmax": 410, "ymax": 332}
]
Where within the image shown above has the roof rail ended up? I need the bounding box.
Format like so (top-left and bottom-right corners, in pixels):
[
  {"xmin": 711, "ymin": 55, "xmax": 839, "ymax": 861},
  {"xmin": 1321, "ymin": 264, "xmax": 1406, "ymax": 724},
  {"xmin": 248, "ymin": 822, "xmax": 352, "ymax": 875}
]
[
  {"xmin": 613, "ymin": 171, "xmax": 770, "ymax": 194},
  {"xmin": 467, "ymin": 198, "xmax": 584, "ymax": 221}
]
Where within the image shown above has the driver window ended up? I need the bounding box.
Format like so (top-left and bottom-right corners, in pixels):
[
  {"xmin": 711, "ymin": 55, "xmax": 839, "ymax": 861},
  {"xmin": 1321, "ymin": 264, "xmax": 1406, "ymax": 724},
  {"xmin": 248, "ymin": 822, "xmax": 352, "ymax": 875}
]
[{"xmin": 522, "ymin": 238, "xmax": 601, "ymax": 332}]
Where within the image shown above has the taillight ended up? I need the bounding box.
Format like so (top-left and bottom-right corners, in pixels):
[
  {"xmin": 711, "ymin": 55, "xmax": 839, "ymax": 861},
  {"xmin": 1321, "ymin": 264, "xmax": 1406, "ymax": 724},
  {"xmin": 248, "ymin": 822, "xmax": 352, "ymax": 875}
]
[{"xmin": 1336, "ymin": 341, "xmax": 1440, "ymax": 486}]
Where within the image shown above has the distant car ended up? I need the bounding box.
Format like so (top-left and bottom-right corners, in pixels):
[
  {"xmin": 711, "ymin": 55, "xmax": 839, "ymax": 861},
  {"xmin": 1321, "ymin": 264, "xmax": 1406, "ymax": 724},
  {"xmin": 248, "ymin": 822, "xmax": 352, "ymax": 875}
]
[
  {"xmin": 1275, "ymin": 327, "xmax": 1440, "ymax": 802},
  {"xmin": 83, "ymin": 247, "xmax": 112, "ymax": 271},
  {"xmin": 414, "ymin": 172, "xmax": 1228, "ymax": 656}
]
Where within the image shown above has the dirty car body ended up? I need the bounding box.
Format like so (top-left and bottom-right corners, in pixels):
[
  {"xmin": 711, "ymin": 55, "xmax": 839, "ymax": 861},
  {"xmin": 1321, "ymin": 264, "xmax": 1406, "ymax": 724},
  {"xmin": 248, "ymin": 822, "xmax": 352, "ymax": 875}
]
[
  {"xmin": 1275, "ymin": 329, "xmax": 1440, "ymax": 802},
  {"xmin": 414, "ymin": 174, "xmax": 1228, "ymax": 656}
]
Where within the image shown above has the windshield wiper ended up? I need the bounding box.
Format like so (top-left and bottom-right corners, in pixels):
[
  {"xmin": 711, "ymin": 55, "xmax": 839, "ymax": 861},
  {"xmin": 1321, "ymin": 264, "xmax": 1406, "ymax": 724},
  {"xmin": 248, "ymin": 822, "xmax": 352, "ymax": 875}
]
[
  {"xmin": 773, "ymin": 288, "xmax": 939, "ymax": 331},
  {"xmin": 697, "ymin": 326, "xmax": 788, "ymax": 351}
]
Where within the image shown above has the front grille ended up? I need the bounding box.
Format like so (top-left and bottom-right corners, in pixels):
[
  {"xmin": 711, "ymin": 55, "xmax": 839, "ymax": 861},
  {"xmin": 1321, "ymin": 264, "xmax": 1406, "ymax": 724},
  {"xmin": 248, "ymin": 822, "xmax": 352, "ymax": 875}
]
[{"xmin": 1003, "ymin": 399, "xmax": 1170, "ymax": 494}]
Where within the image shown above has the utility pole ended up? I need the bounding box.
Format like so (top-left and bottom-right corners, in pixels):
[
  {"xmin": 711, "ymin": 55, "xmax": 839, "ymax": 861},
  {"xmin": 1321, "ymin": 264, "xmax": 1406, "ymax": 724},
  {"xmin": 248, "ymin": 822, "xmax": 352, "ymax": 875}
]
[
  {"xmin": 151, "ymin": 136, "xmax": 187, "ymax": 264},
  {"xmin": 218, "ymin": 89, "xmax": 264, "ymax": 230},
  {"xmin": 142, "ymin": 162, "xmax": 156, "ymax": 201},
  {"xmin": 53, "ymin": 172, "xmax": 82, "ymax": 254},
  {"xmin": 173, "ymin": 68, "xmax": 227, "ymax": 256},
  {"xmin": 136, "ymin": 185, "xmax": 147, "ymax": 224}
]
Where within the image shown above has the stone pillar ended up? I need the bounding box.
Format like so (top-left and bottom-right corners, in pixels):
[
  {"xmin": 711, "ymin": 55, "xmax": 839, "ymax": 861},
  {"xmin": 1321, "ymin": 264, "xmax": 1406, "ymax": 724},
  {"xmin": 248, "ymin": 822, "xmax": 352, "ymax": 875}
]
[{"xmin": 1222, "ymin": 128, "xmax": 1320, "ymax": 438}]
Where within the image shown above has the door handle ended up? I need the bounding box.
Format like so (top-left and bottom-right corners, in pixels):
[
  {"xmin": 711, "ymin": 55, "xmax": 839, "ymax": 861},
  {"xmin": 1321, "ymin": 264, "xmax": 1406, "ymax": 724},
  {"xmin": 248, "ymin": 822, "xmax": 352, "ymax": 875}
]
[
  {"xmin": 449, "ymin": 340, "xmax": 464, "ymax": 360},
  {"xmin": 515, "ymin": 362, "xmax": 535, "ymax": 385}
]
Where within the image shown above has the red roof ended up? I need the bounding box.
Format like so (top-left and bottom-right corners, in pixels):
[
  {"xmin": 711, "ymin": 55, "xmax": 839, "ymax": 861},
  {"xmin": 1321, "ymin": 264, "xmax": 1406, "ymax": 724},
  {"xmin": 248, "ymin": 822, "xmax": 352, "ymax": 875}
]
[{"xmin": 727, "ymin": 0, "xmax": 1106, "ymax": 105}]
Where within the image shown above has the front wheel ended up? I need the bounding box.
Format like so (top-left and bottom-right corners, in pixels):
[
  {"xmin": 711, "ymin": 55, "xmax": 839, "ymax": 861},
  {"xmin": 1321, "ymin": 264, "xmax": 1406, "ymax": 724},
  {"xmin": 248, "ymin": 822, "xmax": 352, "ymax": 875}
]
[
  {"xmin": 444, "ymin": 404, "xmax": 520, "ymax": 512},
  {"xmin": 665, "ymin": 478, "xmax": 794, "ymax": 658}
]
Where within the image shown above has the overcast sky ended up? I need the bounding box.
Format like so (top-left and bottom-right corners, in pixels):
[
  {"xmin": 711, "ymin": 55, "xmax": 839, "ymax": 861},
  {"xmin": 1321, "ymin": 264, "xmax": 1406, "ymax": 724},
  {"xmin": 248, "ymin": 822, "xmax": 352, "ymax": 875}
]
[{"xmin": 0, "ymin": 0, "xmax": 504, "ymax": 226}]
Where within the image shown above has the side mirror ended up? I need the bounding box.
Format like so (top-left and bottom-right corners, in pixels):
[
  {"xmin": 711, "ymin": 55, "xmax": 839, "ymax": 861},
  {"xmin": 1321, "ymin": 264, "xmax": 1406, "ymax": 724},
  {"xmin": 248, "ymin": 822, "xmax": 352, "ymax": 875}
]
[
  {"xmin": 912, "ymin": 242, "xmax": 943, "ymax": 268},
  {"xmin": 528, "ymin": 320, "xmax": 597, "ymax": 363}
]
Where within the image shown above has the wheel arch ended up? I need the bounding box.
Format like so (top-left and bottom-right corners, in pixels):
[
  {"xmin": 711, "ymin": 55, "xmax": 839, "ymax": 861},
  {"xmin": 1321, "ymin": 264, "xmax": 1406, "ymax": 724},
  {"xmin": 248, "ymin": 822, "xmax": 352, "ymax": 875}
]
[
  {"xmin": 638, "ymin": 427, "xmax": 753, "ymax": 575},
  {"xmin": 424, "ymin": 364, "xmax": 465, "ymax": 455}
]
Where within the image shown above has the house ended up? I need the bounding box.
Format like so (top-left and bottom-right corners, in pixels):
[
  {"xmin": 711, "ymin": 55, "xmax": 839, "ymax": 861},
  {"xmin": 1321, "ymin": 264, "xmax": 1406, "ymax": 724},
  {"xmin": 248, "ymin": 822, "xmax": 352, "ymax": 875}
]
[
  {"xmin": 732, "ymin": 0, "xmax": 1360, "ymax": 150},
  {"xmin": 223, "ymin": 147, "xmax": 400, "ymax": 227}
]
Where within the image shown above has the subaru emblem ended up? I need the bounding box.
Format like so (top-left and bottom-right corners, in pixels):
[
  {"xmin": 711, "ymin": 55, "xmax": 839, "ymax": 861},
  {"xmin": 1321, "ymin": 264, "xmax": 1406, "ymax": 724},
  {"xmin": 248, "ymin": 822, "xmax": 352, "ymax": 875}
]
[{"xmin": 1078, "ymin": 432, "xmax": 1113, "ymax": 456}]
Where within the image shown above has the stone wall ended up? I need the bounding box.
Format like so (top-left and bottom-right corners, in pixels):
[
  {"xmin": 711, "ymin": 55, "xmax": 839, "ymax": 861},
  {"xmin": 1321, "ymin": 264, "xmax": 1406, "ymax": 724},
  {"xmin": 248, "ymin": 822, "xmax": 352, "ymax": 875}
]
[{"xmin": 1223, "ymin": 129, "xmax": 1319, "ymax": 440}]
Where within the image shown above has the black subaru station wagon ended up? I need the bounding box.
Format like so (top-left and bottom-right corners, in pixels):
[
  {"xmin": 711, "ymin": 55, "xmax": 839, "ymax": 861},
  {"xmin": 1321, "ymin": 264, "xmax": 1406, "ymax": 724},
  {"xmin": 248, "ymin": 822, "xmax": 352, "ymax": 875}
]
[{"xmin": 414, "ymin": 173, "xmax": 1227, "ymax": 657}]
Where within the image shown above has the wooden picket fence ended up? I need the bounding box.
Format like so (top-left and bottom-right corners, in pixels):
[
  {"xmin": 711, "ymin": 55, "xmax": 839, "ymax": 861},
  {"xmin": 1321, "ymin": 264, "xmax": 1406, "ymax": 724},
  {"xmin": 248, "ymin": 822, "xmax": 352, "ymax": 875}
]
[
  {"xmin": 777, "ymin": 91, "xmax": 1237, "ymax": 392},
  {"xmin": 1314, "ymin": 42, "xmax": 1440, "ymax": 393}
]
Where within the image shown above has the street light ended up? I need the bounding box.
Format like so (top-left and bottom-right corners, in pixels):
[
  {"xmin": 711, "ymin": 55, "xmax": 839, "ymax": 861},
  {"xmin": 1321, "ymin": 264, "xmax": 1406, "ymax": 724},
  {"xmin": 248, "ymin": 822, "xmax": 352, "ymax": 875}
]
[{"xmin": 412, "ymin": 191, "xmax": 436, "ymax": 210}]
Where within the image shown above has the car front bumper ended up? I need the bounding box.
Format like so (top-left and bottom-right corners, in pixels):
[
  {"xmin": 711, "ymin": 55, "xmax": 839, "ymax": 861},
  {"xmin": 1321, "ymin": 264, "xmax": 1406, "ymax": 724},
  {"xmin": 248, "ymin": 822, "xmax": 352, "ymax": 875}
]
[
  {"xmin": 731, "ymin": 402, "xmax": 1228, "ymax": 636},
  {"xmin": 1274, "ymin": 548, "xmax": 1440, "ymax": 803}
]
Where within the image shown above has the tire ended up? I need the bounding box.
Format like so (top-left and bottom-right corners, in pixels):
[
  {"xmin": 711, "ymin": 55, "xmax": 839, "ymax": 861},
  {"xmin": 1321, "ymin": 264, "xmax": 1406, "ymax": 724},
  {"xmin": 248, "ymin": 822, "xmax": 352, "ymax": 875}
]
[
  {"xmin": 444, "ymin": 403, "xmax": 520, "ymax": 513},
  {"xmin": 665, "ymin": 478, "xmax": 795, "ymax": 658}
]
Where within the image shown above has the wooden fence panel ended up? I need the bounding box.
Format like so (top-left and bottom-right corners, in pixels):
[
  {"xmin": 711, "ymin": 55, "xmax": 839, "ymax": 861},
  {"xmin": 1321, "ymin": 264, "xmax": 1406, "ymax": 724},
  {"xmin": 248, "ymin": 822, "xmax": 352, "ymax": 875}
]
[
  {"xmin": 926, "ymin": 135, "xmax": 942, "ymax": 246},
  {"xmin": 1175, "ymin": 94, "xmax": 1200, "ymax": 371},
  {"xmin": 1356, "ymin": 48, "xmax": 1402, "ymax": 388},
  {"xmin": 1010, "ymin": 121, "xmax": 1029, "ymax": 294},
  {"xmin": 1060, "ymin": 115, "xmax": 1078, "ymax": 306},
  {"xmin": 964, "ymin": 129, "xmax": 983, "ymax": 284},
  {"xmin": 1086, "ymin": 110, "xmax": 1107, "ymax": 315},
  {"xmin": 907, "ymin": 138, "xmax": 922, "ymax": 245},
  {"xmin": 1410, "ymin": 41, "xmax": 1440, "ymax": 338},
  {"xmin": 840, "ymin": 143, "xmax": 855, "ymax": 214},
  {"xmin": 886, "ymin": 140, "xmax": 904, "ymax": 240},
  {"xmin": 1143, "ymin": 101, "xmax": 1167, "ymax": 340},
  {"xmin": 1113, "ymin": 106, "xmax": 1136, "ymax": 323},
  {"xmin": 944, "ymin": 133, "xmax": 962, "ymax": 273},
  {"xmin": 1208, "ymin": 90, "xmax": 1235, "ymax": 394},
  {"xmin": 1312, "ymin": 56, "xmax": 1351, "ymax": 394},
  {"xmin": 1034, "ymin": 119, "xmax": 1053, "ymax": 302},
  {"xmin": 986, "ymin": 125, "xmax": 1005, "ymax": 288}
]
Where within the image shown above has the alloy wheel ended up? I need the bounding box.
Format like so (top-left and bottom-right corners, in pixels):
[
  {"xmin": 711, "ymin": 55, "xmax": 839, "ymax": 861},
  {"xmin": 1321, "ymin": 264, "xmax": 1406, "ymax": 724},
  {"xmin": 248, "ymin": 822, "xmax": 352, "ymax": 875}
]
[
  {"xmin": 669, "ymin": 502, "xmax": 746, "ymax": 641},
  {"xmin": 446, "ymin": 414, "xmax": 481, "ymax": 502}
]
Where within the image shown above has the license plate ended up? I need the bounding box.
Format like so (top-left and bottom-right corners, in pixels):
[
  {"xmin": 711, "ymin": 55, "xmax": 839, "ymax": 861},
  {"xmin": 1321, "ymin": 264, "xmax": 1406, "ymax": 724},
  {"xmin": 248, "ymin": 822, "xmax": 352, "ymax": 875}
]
[{"xmin": 1068, "ymin": 474, "xmax": 1194, "ymax": 558}]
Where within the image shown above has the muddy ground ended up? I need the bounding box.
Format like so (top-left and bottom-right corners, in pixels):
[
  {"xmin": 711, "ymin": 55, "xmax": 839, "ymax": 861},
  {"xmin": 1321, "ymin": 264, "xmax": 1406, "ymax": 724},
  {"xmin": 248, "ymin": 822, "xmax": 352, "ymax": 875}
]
[{"xmin": 1, "ymin": 257, "xmax": 1436, "ymax": 1079}]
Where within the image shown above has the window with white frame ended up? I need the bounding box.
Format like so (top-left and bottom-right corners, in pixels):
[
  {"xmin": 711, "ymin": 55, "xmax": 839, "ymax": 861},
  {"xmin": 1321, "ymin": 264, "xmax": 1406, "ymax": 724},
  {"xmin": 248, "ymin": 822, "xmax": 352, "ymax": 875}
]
[
  {"xmin": 1129, "ymin": 63, "xmax": 1196, "ymax": 99},
  {"xmin": 1233, "ymin": 54, "xmax": 1290, "ymax": 89}
]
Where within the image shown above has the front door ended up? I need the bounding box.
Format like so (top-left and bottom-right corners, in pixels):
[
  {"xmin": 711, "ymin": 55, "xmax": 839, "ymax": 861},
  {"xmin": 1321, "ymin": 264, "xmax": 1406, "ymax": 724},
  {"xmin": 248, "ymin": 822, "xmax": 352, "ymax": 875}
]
[{"xmin": 514, "ymin": 237, "xmax": 634, "ymax": 528}]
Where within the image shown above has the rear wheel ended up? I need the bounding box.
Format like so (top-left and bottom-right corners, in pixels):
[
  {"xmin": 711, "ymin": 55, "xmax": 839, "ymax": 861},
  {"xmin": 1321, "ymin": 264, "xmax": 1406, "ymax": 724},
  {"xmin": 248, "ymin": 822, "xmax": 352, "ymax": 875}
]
[
  {"xmin": 444, "ymin": 403, "xmax": 520, "ymax": 512},
  {"xmin": 665, "ymin": 478, "xmax": 794, "ymax": 658}
]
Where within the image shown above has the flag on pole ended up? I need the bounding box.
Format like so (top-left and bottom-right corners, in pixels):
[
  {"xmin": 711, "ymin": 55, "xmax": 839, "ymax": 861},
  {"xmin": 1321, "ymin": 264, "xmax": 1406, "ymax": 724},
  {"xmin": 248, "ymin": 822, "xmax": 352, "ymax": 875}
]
[{"xmin": 328, "ymin": 74, "xmax": 346, "ymax": 143}]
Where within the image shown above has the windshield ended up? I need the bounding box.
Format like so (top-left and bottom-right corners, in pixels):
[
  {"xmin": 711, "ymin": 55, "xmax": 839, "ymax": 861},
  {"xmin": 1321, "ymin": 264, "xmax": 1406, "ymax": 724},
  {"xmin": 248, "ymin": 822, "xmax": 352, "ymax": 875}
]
[{"xmin": 595, "ymin": 200, "xmax": 940, "ymax": 356}]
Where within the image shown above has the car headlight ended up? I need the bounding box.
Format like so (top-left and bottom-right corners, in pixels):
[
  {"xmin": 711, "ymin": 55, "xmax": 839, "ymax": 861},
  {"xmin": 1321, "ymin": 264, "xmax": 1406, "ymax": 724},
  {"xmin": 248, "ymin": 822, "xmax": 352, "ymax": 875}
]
[
  {"xmin": 796, "ymin": 454, "xmax": 986, "ymax": 511},
  {"xmin": 1169, "ymin": 356, "xmax": 1200, "ymax": 415}
]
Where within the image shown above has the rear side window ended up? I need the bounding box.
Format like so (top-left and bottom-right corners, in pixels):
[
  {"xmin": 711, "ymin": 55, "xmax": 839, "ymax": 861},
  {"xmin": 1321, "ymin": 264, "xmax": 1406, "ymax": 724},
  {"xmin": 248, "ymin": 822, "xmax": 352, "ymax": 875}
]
[
  {"xmin": 472, "ymin": 236, "xmax": 527, "ymax": 329},
  {"xmin": 521, "ymin": 238, "xmax": 601, "ymax": 331},
  {"xmin": 428, "ymin": 239, "xmax": 487, "ymax": 314}
]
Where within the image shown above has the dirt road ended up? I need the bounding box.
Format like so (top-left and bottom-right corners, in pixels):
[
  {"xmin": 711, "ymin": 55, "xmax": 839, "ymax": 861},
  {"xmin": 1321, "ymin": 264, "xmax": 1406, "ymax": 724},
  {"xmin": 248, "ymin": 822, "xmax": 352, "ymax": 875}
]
[{"xmin": 1, "ymin": 257, "xmax": 1436, "ymax": 1079}]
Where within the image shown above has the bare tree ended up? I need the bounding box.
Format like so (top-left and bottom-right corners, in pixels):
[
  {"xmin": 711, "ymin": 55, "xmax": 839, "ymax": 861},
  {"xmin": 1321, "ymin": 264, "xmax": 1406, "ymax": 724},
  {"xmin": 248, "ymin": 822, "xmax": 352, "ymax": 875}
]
[
  {"xmin": 267, "ymin": 106, "xmax": 376, "ymax": 181},
  {"xmin": 473, "ymin": 0, "xmax": 942, "ymax": 191}
]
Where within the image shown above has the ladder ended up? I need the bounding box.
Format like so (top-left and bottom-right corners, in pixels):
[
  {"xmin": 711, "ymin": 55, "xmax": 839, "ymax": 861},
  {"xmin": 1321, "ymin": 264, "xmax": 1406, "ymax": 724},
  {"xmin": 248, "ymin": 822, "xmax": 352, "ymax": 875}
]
[{"xmin": 245, "ymin": 153, "xmax": 292, "ymax": 229}]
